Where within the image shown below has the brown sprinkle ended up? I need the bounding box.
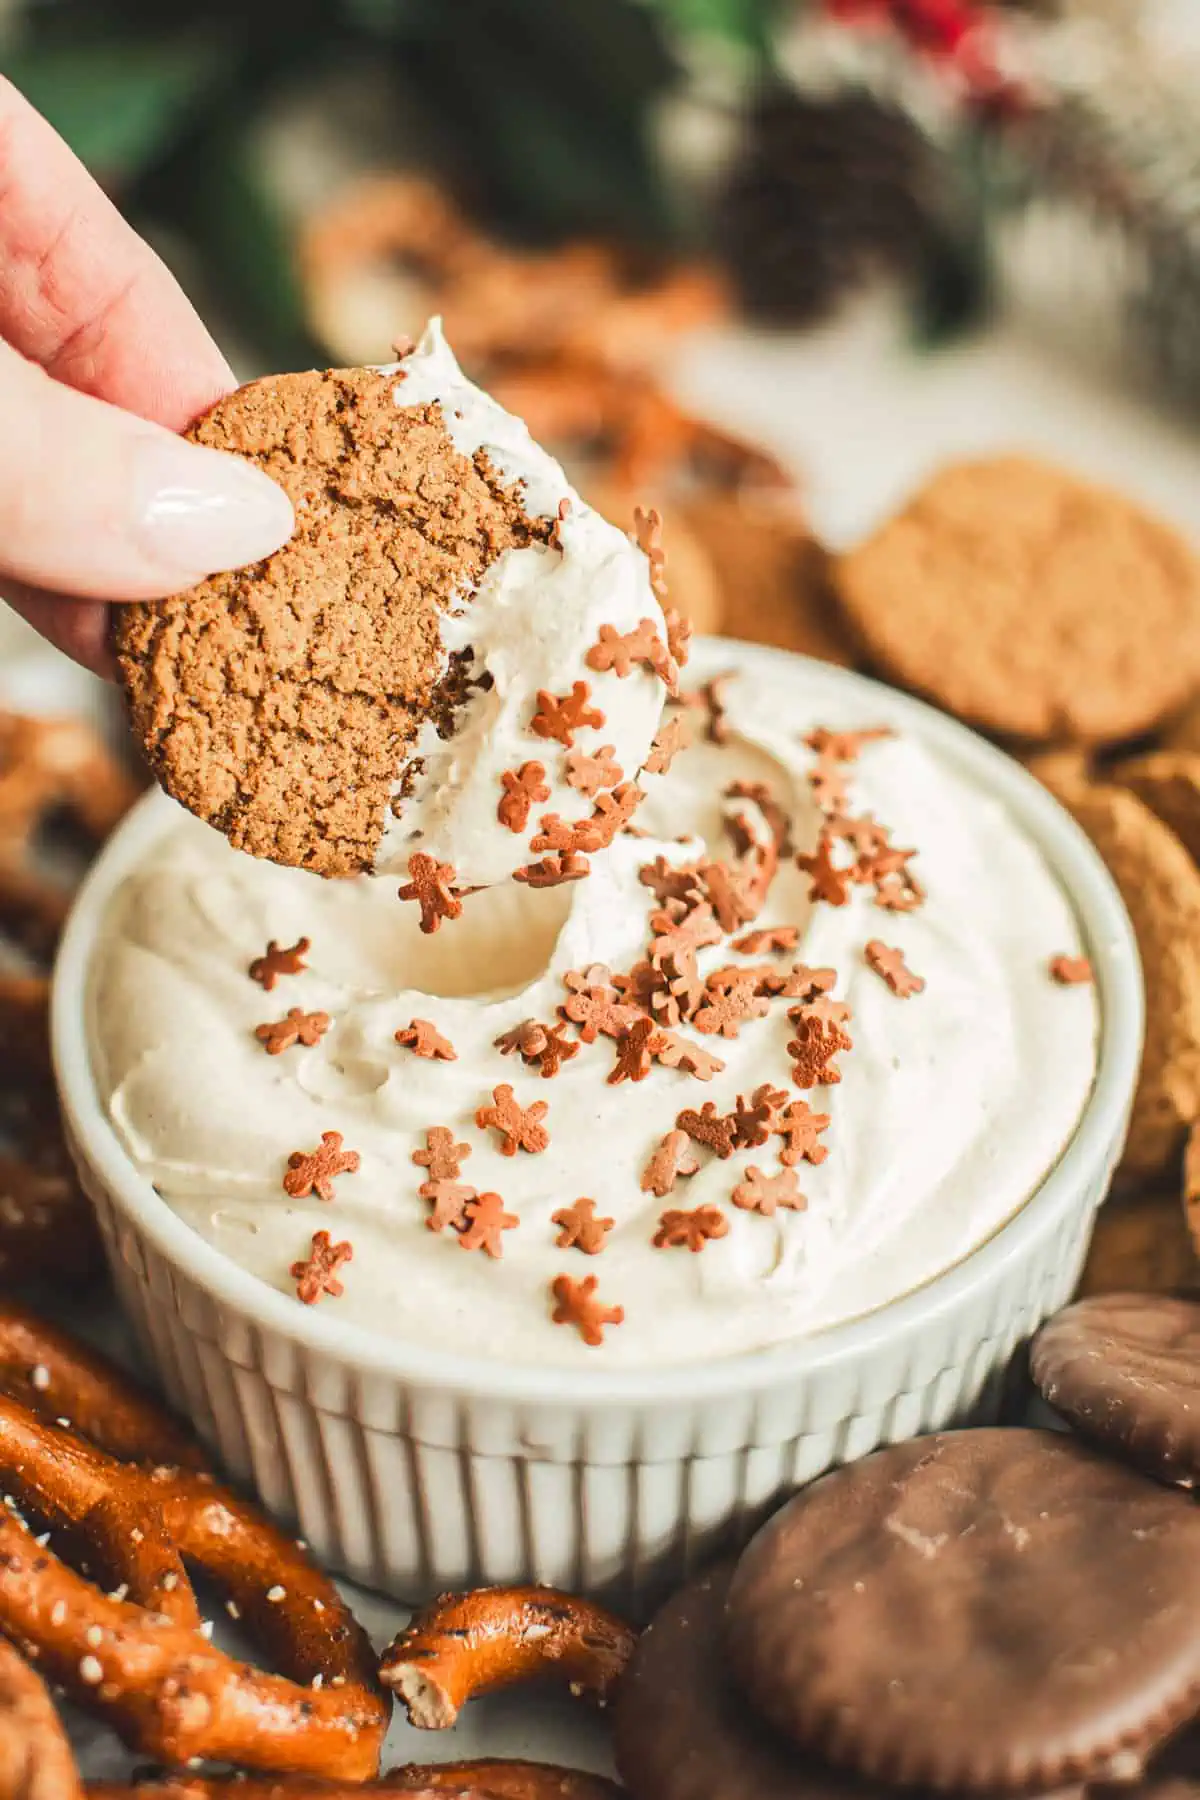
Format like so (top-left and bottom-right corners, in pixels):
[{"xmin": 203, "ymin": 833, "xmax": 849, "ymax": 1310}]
[
  {"xmin": 664, "ymin": 607, "xmax": 692, "ymax": 670},
  {"xmin": 412, "ymin": 1127, "xmax": 471, "ymax": 1183},
  {"xmin": 498, "ymin": 761, "xmax": 550, "ymax": 833},
  {"xmin": 475, "ymin": 1084, "xmax": 550, "ymax": 1156},
  {"xmin": 640, "ymin": 1130, "xmax": 701, "ymax": 1197},
  {"xmin": 552, "ymin": 1197, "xmax": 614, "ymax": 1255},
  {"xmin": 586, "ymin": 618, "xmax": 673, "ymax": 685},
  {"xmin": 419, "ymin": 1179, "xmax": 476, "ymax": 1234},
  {"xmin": 776, "ymin": 1098, "xmax": 831, "ymax": 1167},
  {"xmin": 1050, "ymin": 954, "xmax": 1094, "ymax": 986},
  {"xmin": 732, "ymin": 925, "xmax": 799, "ymax": 954},
  {"xmin": 644, "ymin": 713, "xmax": 691, "ymax": 777},
  {"xmin": 513, "ymin": 851, "xmax": 591, "ymax": 888},
  {"xmin": 653, "ymin": 1205, "xmax": 729, "ymax": 1252},
  {"xmin": 551, "ymin": 1273, "xmax": 624, "ymax": 1346},
  {"xmin": 676, "ymin": 1102, "xmax": 739, "ymax": 1160},
  {"xmin": 395, "ymin": 1018, "xmax": 457, "ymax": 1060},
  {"xmin": 283, "ymin": 1131, "xmax": 360, "ymax": 1201},
  {"xmin": 787, "ymin": 1014, "xmax": 852, "ymax": 1089},
  {"xmin": 864, "ymin": 940, "xmax": 925, "ymax": 998},
  {"xmin": 731, "ymin": 1166, "xmax": 806, "ymax": 1217},
  {"xmin": 565, "ymin": 743, "xmax": 623, "ymax": 796},
  {"xmin": 399, "ymin": 853, "xmax": 463, "ymax": 934},
  {"xmin": 632, "ymin": 504, "xmax": 668, "ymax": 607},
  {"xmin": 529, "ymin": 681, "xmax": 605, "ymax": 747},
  {"xmin": 805, "ymin": 726, "xmax": 894, "ymax": 762},
  {"xmin": 796, "ymin": 836, "xmax": 852, "ymax": 907},
  {"xmin": 458, "ymin": 1192, "xmax": 518, "ymax": 1259},
  {"xmin": 248, "ymin": 937, "xmax": 310, "ymax": 991},
  {"xmin": 494, "ymin": 1018, "xmax": 578, "ymax": 1078},
  {"xmin": 290, "ymin": 1230, "xmax": 352, "ymax": 1304},
  {"xmin": 255, "ymin": 1008, "xmax": 330, "ymax": 1055}
]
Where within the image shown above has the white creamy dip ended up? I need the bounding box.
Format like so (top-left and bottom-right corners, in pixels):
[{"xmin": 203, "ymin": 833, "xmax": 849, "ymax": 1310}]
[{"xmin": 89, "ymin": 649, "xmax": 1098, "ymax": 1367}]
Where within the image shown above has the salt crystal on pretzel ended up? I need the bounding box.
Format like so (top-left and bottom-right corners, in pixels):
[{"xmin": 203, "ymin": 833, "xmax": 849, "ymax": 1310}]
[
  {"xmin": 379, "ymin": 1585, "xmax": 636, "ymax": 1730},
  {"xmin": 0, "ymin": 1395, "xmax": 387, "ymax": 1776},
  {"xmin": 0, "ymin": 1634, "xmax": 82, "ymax": 1800}
]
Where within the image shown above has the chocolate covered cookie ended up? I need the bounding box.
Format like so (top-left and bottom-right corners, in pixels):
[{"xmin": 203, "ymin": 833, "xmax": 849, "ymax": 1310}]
[
  {"xmin": 1032, "ymin": 1293, "xmax": 1200, "ymax": 1488},
  {"xmin": 726, "ymin": 1430, "xmax": 1200, "ymax": 1795},
  {"xmin": 614, "ymin": 1563, "xmax": 881, "ymax": 1800}
]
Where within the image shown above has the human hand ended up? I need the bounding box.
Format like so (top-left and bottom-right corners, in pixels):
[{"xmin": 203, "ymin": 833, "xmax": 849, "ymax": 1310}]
[{"xmin": 0, "ymin": 77, "xmax": 295, "ymax": 675}]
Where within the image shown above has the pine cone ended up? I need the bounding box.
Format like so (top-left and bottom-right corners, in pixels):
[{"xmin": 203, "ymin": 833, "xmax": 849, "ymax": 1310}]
[{"xmin": 715, "ymin": 85, "xmax": 943, "ymax": 325}]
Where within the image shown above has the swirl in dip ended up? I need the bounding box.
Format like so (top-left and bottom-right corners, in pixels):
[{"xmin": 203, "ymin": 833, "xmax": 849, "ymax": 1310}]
[{"xmin": 88, "ymin": 649, "xmax": 1098, "ymax": 1366}]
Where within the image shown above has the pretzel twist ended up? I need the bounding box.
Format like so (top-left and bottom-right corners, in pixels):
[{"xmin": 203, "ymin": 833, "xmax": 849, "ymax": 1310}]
[
  {"xmin": 379, "ymin": 1586, "xmax": 636, "ymax": 1730},
  {"xmin": 0, "ymin": 1398, "xmax": 387, "ymax": 1776},
  {"xmin": 0, "ymin": 1635, "xmax": 81, "ymax": 1800},
  {"xmin": 87, "ymin": 1765, "xmax": 620, "ymax": 1800}
]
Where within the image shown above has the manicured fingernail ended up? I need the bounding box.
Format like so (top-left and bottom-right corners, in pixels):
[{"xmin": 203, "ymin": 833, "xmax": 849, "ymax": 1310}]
[{"xmin": 133, "ymin": 434, "xmax": 295, "ymax": 581}]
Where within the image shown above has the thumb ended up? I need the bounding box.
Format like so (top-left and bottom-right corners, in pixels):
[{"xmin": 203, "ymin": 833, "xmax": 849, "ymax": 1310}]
[{"xmin": 0, "ymin": 338, "xmax": 293, "ymax": 602}]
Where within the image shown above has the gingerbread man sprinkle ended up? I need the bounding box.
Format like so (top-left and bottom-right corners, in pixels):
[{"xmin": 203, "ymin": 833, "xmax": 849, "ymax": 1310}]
[
  {"xmin": 530, "ymin": 682, "xmax": 605, "ymax": 747},
  {"xmin": 458, "ymin": 1193, "xmax": 519, "ymax": 1259},
  {"xmin": 476, "ymin": 1084, "xmax": 550, "ymax": 1156},
  {"xmin": 1050, "ymin": 954, "xmax": 1093, "ymax": 986},
  {"xmin": 653, "ymin": 1206, "xmax": 729, "ymax": 1252},
  {"xmin": 565, "ymin": 743, "xmax": 623, "ymax": 796},
  {"xmin": 552, "ymin": 1198, "xmax": 614, "ymax": 1255},
  {"xmin": 731, "ymin": 1166, "xmax": 806, "ymax": 1217},
  {"xmin": 399, "ymin": 853, "xmax": 462, "ymax": 934},
  {"xmin": 255, "ymin": 1009, "xmax": 330, "ymax": 1055},
  {"xmin": 864, "ymin": 940, "xmax": 925, "ymax": 998},
  {"xmin": 676, "ymin": 1103, "xmax": 739, "ymax": 1160},
  {"xmin": 796, "ymin": 837, "xmax": 852, "ymax": 907},
  {"xmin": 498, "ymin": 762, "xmax": 550, "ymax": 833},
  {"xmin": 640, "ymin": 1130, "xmax": 701, "ymax": 1197},
  {"xmin": 551, "ymin": 1273, "xmax": 624, "ymax": 1346},
  {"xmin": 283, "ymin": 1131, "xmax": 360, "ymax": 1202},
  {"xmin": 412, "ymin": 1127, "xmax": 471, "ymax": 1184},
  {"xmin": 248, "ymin": 937, "xmax": 310, "ymax": 991},
  {"xmin": 643, "ymin": 714, "xmax": 691, "ymax": 777},
  {"xmin": 394, "ymin": 1019, "xmax": 457, "ymax": 1060},
  {"xmin": 290, "ymin": 1230, "xmax": 352, "ymax": 1304}
]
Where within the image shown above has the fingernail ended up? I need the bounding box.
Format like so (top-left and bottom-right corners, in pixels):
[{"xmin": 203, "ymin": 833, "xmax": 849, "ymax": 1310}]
[{"xmin": 132, "ymin": 434, "xmax": 295, "ymax": 581}]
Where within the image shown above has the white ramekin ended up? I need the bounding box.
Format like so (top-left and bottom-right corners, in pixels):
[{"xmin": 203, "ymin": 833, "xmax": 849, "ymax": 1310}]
[{"xmin": 53, "ymin": 643, "xmax": 1143, "ymax": 1613}]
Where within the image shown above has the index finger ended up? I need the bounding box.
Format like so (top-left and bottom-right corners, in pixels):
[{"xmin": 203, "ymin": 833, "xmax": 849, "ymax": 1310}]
[{"xmin": 0, "ymin": 76, "xmax": 233, "ymax": 429}]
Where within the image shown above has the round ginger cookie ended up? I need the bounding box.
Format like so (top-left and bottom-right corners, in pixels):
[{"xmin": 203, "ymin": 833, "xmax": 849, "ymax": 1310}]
[
  {"xmin": 725, "ymin": 1430, "xmax": 1200, "ymax": 1795},
  {"xmin": 1038, "ymin": 769, "xmax": 1200, "ymax": 1180},
  {"xmin": 1115, "ymin": 752, "xmax": 1200, "ymax": 869},
  {"xmin": 614, "ymin": 1562, "xmax": 885, "ymax": 1800},
  {"xmin": 115, "ymin": 329, "xmax": 668, "ymax": 887},
  {"xmin": 679, "ymin": 496, "xmax": 857, "ymax": 665},
  {"xmin": 1032, "ymin": 1293, "xmax": 1200, "ymax": 1488},
  {"xmin": 834, "ymin": 457, "xmax": 1200, "ymax": 744}
]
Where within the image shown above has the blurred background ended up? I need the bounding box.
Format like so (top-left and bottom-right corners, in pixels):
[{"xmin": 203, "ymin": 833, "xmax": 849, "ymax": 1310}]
[{"xmin": 6, "ymin": 0, "xmax": 1200, "ymax": 646}]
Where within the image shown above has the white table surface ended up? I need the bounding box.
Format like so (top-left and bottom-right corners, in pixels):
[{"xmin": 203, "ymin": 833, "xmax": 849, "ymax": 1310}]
[{"xmin": 3, "ymin": 294, "xmax": 1196, "ymax": 1782}]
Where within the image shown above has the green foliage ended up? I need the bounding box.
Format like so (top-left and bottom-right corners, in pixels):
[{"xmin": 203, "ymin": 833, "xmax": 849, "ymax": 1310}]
[{"xmin": 3, "ymin": 29, "xmax": 228, "ymax": 182}]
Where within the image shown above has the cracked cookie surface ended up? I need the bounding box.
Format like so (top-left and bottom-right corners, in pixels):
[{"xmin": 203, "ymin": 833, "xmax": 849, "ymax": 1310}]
[{"xmin": 115, "ymin": 367, "xmax": 548, "ymax": 877}]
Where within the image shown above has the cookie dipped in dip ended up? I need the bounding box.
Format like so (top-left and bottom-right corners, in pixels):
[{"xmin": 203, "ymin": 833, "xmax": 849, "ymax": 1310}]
[
  {"xmin": 88, "ymin": 642, "xmax": 1100, "ymax": 1366},
  {"xmin": 115, "ymin": 321, "xmax": 672, "ymax": 892}
]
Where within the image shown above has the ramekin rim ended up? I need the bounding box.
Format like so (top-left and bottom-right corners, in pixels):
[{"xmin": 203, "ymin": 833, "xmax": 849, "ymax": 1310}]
[{"xmin": 53, "ymin": 640, "xmax": 1144, "ymax": 1408}]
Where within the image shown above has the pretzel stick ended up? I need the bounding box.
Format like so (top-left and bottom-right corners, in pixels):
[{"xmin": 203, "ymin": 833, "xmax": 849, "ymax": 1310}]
[
  {"xmin": 0, "ymin": 1302, "xmax": 206, "ymax": 1469},
  {"xmin": 0, "ymin": 1636, "xmax": 82, "ymax": 1800},
  {"xmin": 379, "ymin": 1587, "xmax": 636, "ymax": 1729},
  {"xmin": 0, "ymin": 1399, "xmax": 387, "ymax": 1776}
]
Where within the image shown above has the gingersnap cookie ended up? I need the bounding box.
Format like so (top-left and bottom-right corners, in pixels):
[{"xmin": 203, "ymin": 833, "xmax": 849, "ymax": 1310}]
[
  {"xmin": 1115, "ymin": 752, "xmax": 1200, "ymax": 868},
  {"xmin": 116, "ymin": 323, "xmax": 670, "ymax": 889},
  {"xmin": 1032, "ymin": 1293, "xmax": 1200, "ymax": 1488},
  {"xmin": 725, "ymin": 1429, "xmax": 1200, "ymax": 1795},
  {"xmin": 1037, "ymin": 769, "xmax": 1200, "ymax": 1179},
  {"xmin": 835, "ymin": 457, "xmax": 1200, "ymax": 743},
  {"xmin": 614, "ymin": 1562, "xmax": 882, "ymax": 1800},
  {"xmin": 1080, "ymin": 1187, "xmax": 1198, "ymax": 1301},
  {"xmin": 679, "ymin": 497, "xmax": 856, "ymax": 665}
]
